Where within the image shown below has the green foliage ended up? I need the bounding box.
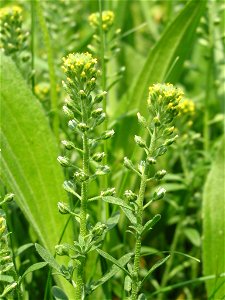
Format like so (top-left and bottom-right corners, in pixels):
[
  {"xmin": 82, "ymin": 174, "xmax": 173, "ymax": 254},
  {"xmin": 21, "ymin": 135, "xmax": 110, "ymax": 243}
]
[{"xmin": 203, "ymin": 138, "xmax": 225, "ymax": 299}]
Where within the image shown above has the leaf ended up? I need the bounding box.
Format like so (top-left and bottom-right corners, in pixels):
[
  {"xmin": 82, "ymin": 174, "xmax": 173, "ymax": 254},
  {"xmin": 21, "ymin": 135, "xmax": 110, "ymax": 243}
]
[
  {"xmin": 35, "ymin": 243, "xmax": 61, "ymax": 273},
  {"xmin": 106, "ymin": 211, "xmax": 120, "ymax": 231},
  {"xmin": 0, "ymin": 275, "xmax": 14, "ymax": 283},
  {"xmin": 101, "ymin": 196, "xmax": 132, "ymax": 210},
  {"xmin": 96, "ymin": 248, "xmax": 131, "ymax": 277},
  {"xmin": 203, "ymin": 138, "xmax": 225, "ymax": 299},
  {"xmin": 184, "ymin": 228, "xmax": 201, "ymax": 247},
  {"xmin": 0, "ymin": 54, "xmax": 70, "ymax": 253},
  {"xmin": 15, "ymin": 243, "xmax": 34, "ymax": 257},
  {"xmin": 86, "ymin": 253, "xmax": 132, "ymax": 294},
  {"xmin": 20, "ymin": 262, "xmax": 48, "ymax": 281},
  {"xmin": 114, "ymin": 0, "xmax": 206, "ymax": 117},
  {"xmin": 142, "ymin": 214, "xmax": 161, "ymax": 236},
  {"xmin": 141, "ymin": 255, "xmax": 170, "ymax": 287},
  {"xmin": 52, "ymin": 286, "xmax": 69, "ymax": 300},
  {"xmin": 121, "ymin": 207, "xmax": 137, "ymax": 224}
]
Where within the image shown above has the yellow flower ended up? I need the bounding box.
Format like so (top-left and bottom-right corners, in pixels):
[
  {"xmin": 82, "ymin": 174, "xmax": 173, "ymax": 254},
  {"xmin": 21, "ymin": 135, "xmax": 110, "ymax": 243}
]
[
  {"xmin": 88, "ymin": 11, "xmax": 115, "ymax": 31},
  {"xmin": 178, "ymin": 99, "xmax": 195, "ymax": 116},
  {"xmin": 0, "ymin": 5, "xmax": 22, "ymax": 19}
]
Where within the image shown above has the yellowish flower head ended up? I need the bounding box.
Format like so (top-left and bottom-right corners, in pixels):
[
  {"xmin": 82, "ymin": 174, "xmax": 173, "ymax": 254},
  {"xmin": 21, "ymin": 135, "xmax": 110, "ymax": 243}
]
[
  {"xmin": 0, "ymin": 5, "xmax": 22, "ymax": 20},
  {"xmin": 178, "ymin": 99, "xmax": 195, "ymax": 116},
  {"xmin": 62, "ymin": 52, "xmax": 97, "ymax": 77},
  {"xmin": 89, "ymin": 11, "xmax": 115, "ymax": 31}
]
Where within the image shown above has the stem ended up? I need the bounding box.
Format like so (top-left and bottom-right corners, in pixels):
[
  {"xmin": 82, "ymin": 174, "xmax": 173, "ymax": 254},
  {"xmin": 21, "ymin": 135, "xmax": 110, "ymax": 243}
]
[
  {"xmin": 131, "ymin": 128, "xmax": 156, "ymax": 300},
  {"xmin": 74, "ymin": 98, "xmax": 90, "ymax": 299},
  {"xmin": 30, "ymin": 0, "xmax": 35, "ymax": 94},
  {"xmin": 35, "ymin": 0, "xmax": 59, "ymax": 139}
]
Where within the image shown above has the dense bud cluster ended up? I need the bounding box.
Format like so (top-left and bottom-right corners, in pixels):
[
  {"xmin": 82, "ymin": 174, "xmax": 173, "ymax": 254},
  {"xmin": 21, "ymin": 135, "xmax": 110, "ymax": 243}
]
[
  {"xmin": 0, "ymin": 6, "xmax": 28, "ymax": 56},
  {"xmin": 88, "ymin": 11, "xmax": 115, "ymax": 32}
]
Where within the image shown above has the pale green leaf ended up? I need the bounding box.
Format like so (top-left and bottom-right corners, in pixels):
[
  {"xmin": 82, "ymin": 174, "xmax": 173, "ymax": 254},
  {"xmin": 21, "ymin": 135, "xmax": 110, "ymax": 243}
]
[
  {"xmin": 203, "ymin": 138, "xmax": 225, "ymax": 299},
  {"xmin": 20, "ymin": 262, "xmax": 48, "ymax": 281}
]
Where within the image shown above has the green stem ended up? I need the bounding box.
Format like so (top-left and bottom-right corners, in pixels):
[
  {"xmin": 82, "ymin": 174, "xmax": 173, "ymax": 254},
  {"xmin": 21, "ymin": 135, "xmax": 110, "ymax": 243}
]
[
  {"xmin": 30, "ymin": 0, "xmax": 35, "ymax": 94},
  {"xmin": 35, "ymin": 0, "xmax": 59, "ymax": 139},
  {"xmin": 131, "ymin": 128, "xmax": 156, "ymax": 300}
]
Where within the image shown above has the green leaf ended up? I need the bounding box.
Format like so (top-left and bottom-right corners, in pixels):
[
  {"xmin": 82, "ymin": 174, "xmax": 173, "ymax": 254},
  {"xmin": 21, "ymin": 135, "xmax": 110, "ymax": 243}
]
[
  {"xmin": 106, "ymin": 211, "xmax": 120, "ymax": 231},
  {"xmin": 20, "ymin": 262, "xmax": 48, "ymax": 281},
  {"xmin": 15, "ymin": 243, "xmax": 34, "ymax": 257},
  {"xmin": 184, "ymin": 228, "xmax": 201, "ymax": 247},
  {"xmin": 203, "ymin": 138, "xmax": 225, "ymax": 299},
  {"xmin": 115, "ymin": 0, "xmax": 206, "ymax": 117},
  {"xmin": 0, "ymin": 275, "xmax": 14, "ymax": 283},
  {"xmin": 142, "ymin": 214, "xmax": 161, "ymax": 236},
  {"xmin": 86, "ymin": 252, "xmax": 132, "ymax": 294},
  {"xmin": 0, "ymin": 54, "xmax": 71, "ymax": 248},
  {"xmin": 52, "ymin": 286, "xmax": 69, "ymax": 300},
  {"xmin": 141, "ymin": 255, "xmax": 170, "ymax": 287},
  {"xmin": 35, "ymin": 243, "xmax": 61, "ymax": 273},
  {"xmin": 121, "ymin": 207, "xmax": 137, "ymax": 224},
  {"xmin": 96, "ymin": 248, "xmax": 131, "ymax": 277},
  {"xmin": 101, "ymin": 196, "xmax": 132, "ymax": 210}
]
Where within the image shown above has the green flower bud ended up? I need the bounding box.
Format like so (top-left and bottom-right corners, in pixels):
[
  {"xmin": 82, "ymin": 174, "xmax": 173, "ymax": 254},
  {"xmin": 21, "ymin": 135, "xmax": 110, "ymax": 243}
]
[
  {"xmin": 153, "ymin": 187, "xmax": 166, "ymax": 200},
  {"xmin": 154, "ymin": 170, "xmax": 167, "ymax": 180},
  {"xmin": 57, "ymin": 156, "xmax": 70, "ymax": 167},
  {"xmin": 57, "ymin": 202, "xmax": 71, "ymax": 214},
  {"xmin": 163, "ymin": 126, "xmax": 175, "ymax": 136},
  {"xmin": 74, "ymin": 171, "xmax": 89, "ymax": 182},
  {"xmin": 92, "ymin": 152, "xmax": 105, "ymax": 162},
  {"xmin": 124, "ymin": 157, "xmax": 134, "ymax": 170},
  {"xmin": 94, "ymin": 113, "xmax": 106, "ymax": 126},
  {"xmin": 68, "ymin": 119, "xmax": 77, "ymax": 130},
  {"xmin": 124, "ymin": 190, "xmax": 137, "ymax": 202},
  {"xmin": 55, "ymin": 244, "xmax": 70, "ymax": 256},
  {"xmin": 91, "ymin": 223, "xmax": 107, "ymax": 237},
  {"xmin": 134, "ymin": 135, "xmax": 147, "ymax": 148},
  {"xmin": 147, "ymin": 157, "xmax": 156, "ymax": 164},
  {"xmin": 91, "ymin": 108, "xmax": 103, "ymax": 118},
  {"xmin": 63, "ymin": 105, "xmax": 74, "ymax": 119},
  {"xmin": 94, "ymin": 91, "xmax": 107, "ymax": 103},
  {"xmin": 163, "ymin": 134, "xmax": 178, "ymax": 146},
  {"xmin": 101, "ymin": 129, "xmax": 115, "ymax": 140},
  {"xmin": 77, "ymin": 122, "xmax": 89, "ymax": 132},
  {"xmin": 61, "ymin": 140, "xmax": 75, "ymax": 150},
  {"xmin": 95, "ymin": 165, "xmax": 110, "ymax": 176},
  {"xmin": 137, "ymin": 112, "xmax": 148, "ymax": 128},
  {"xmin": 153, "ymin": 116, "xmax": 161, "ymax": 126},
  {"xmin": 79, "ymin": 89, "xmax": 86, "ymax": 99},
  {"xmin": 101, "ymin": 187, "xmax": 116, "ymax": 196}
]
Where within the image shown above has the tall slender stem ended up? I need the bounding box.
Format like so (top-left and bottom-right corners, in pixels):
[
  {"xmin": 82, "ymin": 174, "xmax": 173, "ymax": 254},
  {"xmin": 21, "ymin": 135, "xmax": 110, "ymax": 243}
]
[{"xmin": 131, "ymin": 129, "xmax": 156, "ymax": 300}]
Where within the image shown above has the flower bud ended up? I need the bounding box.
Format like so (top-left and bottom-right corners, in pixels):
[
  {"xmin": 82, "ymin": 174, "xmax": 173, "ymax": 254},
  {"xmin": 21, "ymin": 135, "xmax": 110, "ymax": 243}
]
[
  {"xmin": 61, "ymin": 140, "xmax": 75, "ymax": 150},
  {"xmin": 57, "ymin": 202, "xmax": 71, "ymax": 214},
  {"xmin": 147, "ymin": 157, "xmax": 156, "ymax": 164},
  {"xmin": 95, "ymin": 165, "xmax": 110, "ymax": 176},
  {"xmin": 74, "ymin": 171, "xmax": 89, "ymax": 182},
  {"xmin": 124, "ymin": 190, "xmax": 137, "ymax": 202},
  {"xmin": 137, "ymin": 112, "xmax": 147, "ymax": 128},
  {"xmin": 101, "ymin": 129, "xmax": 115, "ymax": 140},
  {"xmin": 94, "ymin": 113, "xmax": 106, "ymax": 126},
  {"xmin": 154, "ymin": 170, "xmax": 167, "ymax": 180},
  {"xmin": 79, "ymin": 89, "xmax": 86, "ymax": 99},
  {"xmin": 68, "ymin": 119, "xmax": 77, "ymax": 130},
  {"xmin": 153, "ymin": 116, "xmax": 161, "ymax": 126},
  {"xmin": 92, "ymin": 152, "xmax": 105, "ymax": 162},
  {"xmin": 55, "ymin": 244, "xmax": 69, "ymax": 256},
  {"xmin": 91, "ymin": 108, "xmax": 103, "ymax": 118},
  {"xmin": 57, "ymin": 156, "xmax": 70, "ymax": 167},
  {"xmin": 1, "ymin": 193, "xmax": 14, "ymax": 205},
  {"xmin": 163, "ymin": 134, "xmax": 178, "ymax": 146},
  {"xmin": 163, "ymin": 126, "xmax": 175, "ymax": 136},
  {"xmin": 91, "ymin": 223, "xmax": 107, "ymax": 237},
  {"xmin": 101, "ymin": 187, "xmax": 116, "ymax": 197},
  {"xmin": 77, "ymin": 122, "xmax": 89, "ymax": 132},
  {"xmin": 134, "ymin": 135, "xmax": 147, "ymax": 148},
  {"xmin": 124, "ymin": 157, "xmax": 134, "ymax": 170},
  {"xmin": 153, "ymin": 187, "xmax": 166, "ymax": 200},
  {"xmin": 94, "ymin": 91, "xmax": 107, "ymax": 103},
  {"xmin": 63, "ymin": 105, "xmax": 74, "ymax": 119}
]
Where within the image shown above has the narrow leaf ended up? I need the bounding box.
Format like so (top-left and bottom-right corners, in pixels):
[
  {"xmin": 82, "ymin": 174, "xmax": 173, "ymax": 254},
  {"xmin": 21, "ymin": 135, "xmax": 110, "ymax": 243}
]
[
  {"xmin": 203, "ymin": 138, "xmax": 225, "ymax": 298},
  {"xmin": 20, "ymin": 262, "xmax": 48, "ymax": 281},
  {"xmin": 52, "ymin": 286, "xmax": 69, "ymax": 300},
  {"xmin": 101, "ymin": 196, "xmax": 133, "ymax": 210},
  {"xmin": 141, "ymin": 255, "xmax": 170, "ymax": 287},
  {"xmin": 142, "ymin": 214, "xmax": 161, "ymax": 236},
  {"xmin": 35, "ymin": 243, "xmax": 61, "ymax": 273},
  {"xmin": 96, "ymin": 248, "xmax": 131, "ymax": 277},
  {"xmin": 121, "ymin": 207, "xmax": 137, "ymax": 224},
  {"xmin": 86, "ymin": 253, "xmax": 132, "ymax": 294},
  {"xmin": 106, "ymin": 211, "xmax": 120, "ymax": 231}
]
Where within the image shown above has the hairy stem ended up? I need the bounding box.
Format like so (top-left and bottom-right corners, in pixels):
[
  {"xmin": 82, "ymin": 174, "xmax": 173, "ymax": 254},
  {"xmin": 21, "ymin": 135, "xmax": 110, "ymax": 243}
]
[{"xmin": 131, "ymin": 128, "xmax": 156, "ymax": 299}]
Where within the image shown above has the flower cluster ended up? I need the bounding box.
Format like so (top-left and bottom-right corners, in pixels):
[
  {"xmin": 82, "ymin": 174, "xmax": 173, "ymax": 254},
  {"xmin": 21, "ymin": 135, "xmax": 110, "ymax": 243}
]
[
  {"xmin": 88, "ymin": 11, "xmax": 115, "ymax": 32},
  {"xmin": 0, "ymin": 210, "xmax": 17, "ymax": 298},
  {"xmin": 148, "ymin": 83, "xmax": 184, "ymax": 127},
  {"xmin": 0, "ymin": 5, "xmax": 28, "ymax": 56},
  {"xmin": 178, "ymin": 98, "xmax": 195, "ymax": 116}
]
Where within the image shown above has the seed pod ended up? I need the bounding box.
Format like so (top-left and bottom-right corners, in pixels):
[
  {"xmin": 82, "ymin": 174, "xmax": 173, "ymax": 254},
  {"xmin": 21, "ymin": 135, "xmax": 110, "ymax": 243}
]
[
  {"xmin": 153, "ymin": 187, "xmax": 166, "ymax": 200},
  {"xmin": 57, "ymin": 156, "xmax": 70, "ymax": 167},
  {"xmin": 57, "ymin": 202, "xmax": 71, "ymax": 214},
  {"xmin": 61, "ymin": 140, "xmax": 75, "ymax": 150},
  {"xmin": 154, "ymin": 170, "xmax": 167, "ymax": 180}
]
